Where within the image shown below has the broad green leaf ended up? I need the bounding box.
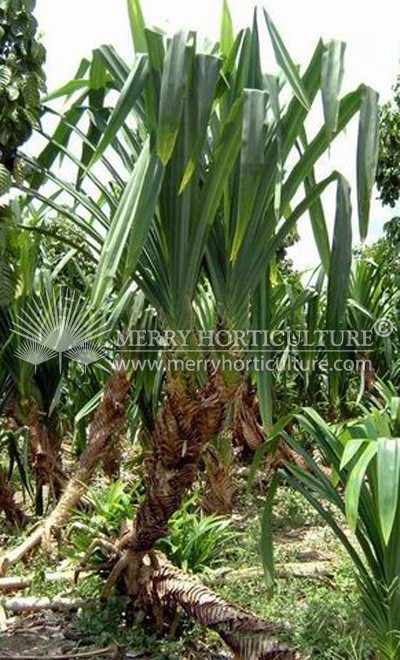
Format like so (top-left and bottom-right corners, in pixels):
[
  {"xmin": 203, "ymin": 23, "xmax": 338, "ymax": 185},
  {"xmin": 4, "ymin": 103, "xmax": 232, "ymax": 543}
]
[
  {"xmin": 345, "ymin": 441, "xmax": 377, "ymax": 532},
  {"xmin": 89, "ymin": 54, "xmax": 148, "ymax": 167},
  {"xmin": 90, "ymin": 48, "xmax": 108, "ymax": 90},
  {"xmin": 264, "ymin": 10, "xmax": 310, "ymax": 110},
  {"xmin": 357, "ymin": 86, "xmax": 379, "ymax": 241},
  {"xmin": 321, "ymin": 41, "xmax": 346, "ymax": 136},
  {"xmin": 127, "ymin": 0, "xmax": 147, "ymax": 53},
  {"xmin": 229, "ymin": 64, "xmax": 362, "ymax": 307},
  {"xmin": 220, "ymin": 0, "xmax": 234, "ymax": 58},
  {"xmin": 124, "ymin": 154, "xmax": 164, "ymax": 277},
  {"xmin": 157, "ymin": 32, "xmax": 192, "ymax": 165},
  {"xmin": 377, "ymin": 437, "xmax": 400, "ymax": 544},
  {"xmin": 231, "ymin": 88, "xmax": 267, "ymax": 260},
  {"xmin": 247, "ymin": 8, "xmax": 263, "ymax": 90},
  {"xmin": 198, "ymin": 97, "xmax": 243, "ymax": 231},
  {"xmin": 326, "ymin": 175, "xmax": 352, "ymax": 399},
  {"xmin": 179, "ymin": 54, "xmax": 221, "ymax": 192},
  {"xmin": 186, "ymin": 97, "xmax": 243, "ymax": 301},
  {"xmin": 340, "ymin": 438, "xmax": 368, "ymax": 470},
  {"xmin": 92, "ymin": 141, "xmax": 164, "ymax": 306},
  {"xmin": 216, "ymin": 29, "xmax": 244, "ymax": 101},
  {"xmin": 143, "ymin": 27, "xmax": 165, "ymax": 137},
  {"xmin": 390, "ymin": 398, "xmax": 400, "ymax": 435}
]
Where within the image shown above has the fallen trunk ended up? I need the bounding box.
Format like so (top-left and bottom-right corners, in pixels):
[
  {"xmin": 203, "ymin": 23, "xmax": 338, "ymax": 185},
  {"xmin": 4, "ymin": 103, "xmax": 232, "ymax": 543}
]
[
  {"xmin": 0, "ymin": 369, "xmax": 130, "ymax": 574},
  {"xmin": 0, "ymin": 648, "xmax": 121, "ymax": 660},
  {"xmin": 153, "ymin": 554, "xmax": 296, "ymax": 659},
  {"xmin": 2, "ymin": 596, "xmax": 92, "ymax": 614},
  {"xmin": 0, "ymin": 570, "xmax": 90, "ymax": 593}
]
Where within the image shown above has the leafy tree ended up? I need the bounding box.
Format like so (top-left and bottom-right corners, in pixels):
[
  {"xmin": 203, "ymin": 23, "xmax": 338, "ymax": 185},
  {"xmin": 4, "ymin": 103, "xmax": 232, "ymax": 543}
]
[
  {"xmin": 377, "ymin": 76, "xmax": 400, "ymax": 207},
  {"xmin": 0, "ymin": 0, "xmax": 46, "ymax": 193}
]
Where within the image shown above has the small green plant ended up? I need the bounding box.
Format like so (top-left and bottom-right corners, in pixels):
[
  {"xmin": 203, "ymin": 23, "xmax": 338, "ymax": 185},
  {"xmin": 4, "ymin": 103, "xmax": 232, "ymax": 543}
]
[
  {"xmin": 80, "ymin": 481, "xmax": 135, "ymax": 534},
  {"xmin": 69, "ymin": 480, "xmax": 143, "ymax": 555},
  {"xmin": 73, "ymin": 597, "xmax": 186, "ymax": 658},
  {"xmin": 157, "ymin": 497, "xmax": 237, "ymax": 573},
  {"xmin": 265, "ymin": 398, "xmax": 400, "ymax": 659}
]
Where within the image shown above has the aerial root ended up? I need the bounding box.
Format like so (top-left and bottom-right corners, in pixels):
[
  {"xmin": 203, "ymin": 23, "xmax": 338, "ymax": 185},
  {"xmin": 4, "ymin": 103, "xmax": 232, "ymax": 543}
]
[{"xmin": 74, "ymin": 538, "xmax": 122, "ymax": 585}]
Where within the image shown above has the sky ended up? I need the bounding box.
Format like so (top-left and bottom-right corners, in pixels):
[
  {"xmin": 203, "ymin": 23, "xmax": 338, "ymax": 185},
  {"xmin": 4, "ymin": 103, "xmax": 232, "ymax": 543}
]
[{"xmin": 34, "ymin": 0, "xmax": 400, "ymax": 269}]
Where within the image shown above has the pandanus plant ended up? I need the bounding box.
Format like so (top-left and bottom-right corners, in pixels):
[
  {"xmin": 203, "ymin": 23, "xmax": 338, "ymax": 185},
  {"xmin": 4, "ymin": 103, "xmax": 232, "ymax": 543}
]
[
  {"xmin": 2, "ymin": 0, "xmax": 380, "ymax": 656},
  {"xmin": 264, "ymin": 400, "xmax": 400, "ymax": 659}
]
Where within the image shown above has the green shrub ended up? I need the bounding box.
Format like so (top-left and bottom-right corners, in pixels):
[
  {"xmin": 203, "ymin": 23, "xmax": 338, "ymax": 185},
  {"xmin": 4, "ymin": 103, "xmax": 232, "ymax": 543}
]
[
  {"xmin": 265, "ymin": 399, "xmax": 400, "ymax": 659},
  {"xmin": 156, "ymin": 497, "xmax": 237, "ymax": 573}
]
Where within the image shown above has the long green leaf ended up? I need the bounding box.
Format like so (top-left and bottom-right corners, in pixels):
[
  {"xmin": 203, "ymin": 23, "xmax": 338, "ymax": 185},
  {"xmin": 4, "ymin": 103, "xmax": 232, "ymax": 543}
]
[
  {"xmin": 254, "ymin": 266, "xmax": 273, "ymax": 433},
  {"xmin": 220, "ymin": 0, "xmax": 234, "ymax": 57},
  {"xmin": 305, "ymin": 170, "xmax": 330, "ymax": 273},
  {"xmin": 377, "ymin": 437, "xmax": 400, "ymax": 544},
  {"xmin": 357, "ymin": 86, "xmax": 379, "ymax": 241},
  {"xmin": 179, "ymin": 54, "xmax": 221, "ymax": 192},
  {"xmin": 157, "ymin": 32, "xmax": 192, "ymax": 165},
  {"xmin": 264, "ymin": 11, "xmax": 310, "ymax": 110},
  {"xmin": 90, "ymin": 48, "xmax": 108, "ymax": 90},
  {"xmin": 30, "ymin": 106, "xmax": 86, "ymax": 190},
  {"xmin": 340, "ymin": 438, "xmax": 368, "ymax": 470},
  {"xmin": 261, "ymin": 472, "xmax": 279, "ymax": 592},
  {"xmin": 345, "ymin": 441, "xmax": 377, "ymax": 532},
  {"xmin": 321, "ymin": 40, "xmax": 346, "ymax": 136},
  {"xmin": 326, "ymin": 175, "xmax": 352, "ymax": 399},
  {"xmin": 92, "ymin": 141, "xmax": 164, "ymax": 306},
  {"xmin": 127, "ymin": 0, "xmax": 147, "ymax": 54},
  {"xmin": 231, "ymin": 88, "xmax": 267, "ymax": 261},
  {"xmin": 89, "ymin": 54, "xmax": 148, "ymax": 167},
  {"xmin": 97, "ymin": 44, "xmax": 130, "ymax": 89},
  {"xmin": 299, "ymin": 129, "xmax": 331, "ymax": 273},
  {"xmin": 44, "ymin": 79, "xmax": 90, "ymax": 102}
]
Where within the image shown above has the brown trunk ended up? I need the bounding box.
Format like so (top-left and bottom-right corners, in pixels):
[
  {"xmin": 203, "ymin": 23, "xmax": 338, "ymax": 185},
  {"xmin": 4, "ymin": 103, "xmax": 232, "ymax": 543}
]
[
  {"xmin": 121, "ymin": 551, "xmax": 295, "ymax": 660},
  {"xmin": 86, "ymin": 368, "xmax": 296, "ymax": 658},
  {"xmin": 200, "ymin": 444, "xmax": 236, "ymax": 515},
  {"xmin": 0, "ymin": 369, "xmax": 130, "ymax": 573},
  {"xmin": 122, "ymin": 369, "xmax": 230, "ymax": 557},
  {"xmin": 42, "ymin": 368, "xmax": 130, "ymax": 544},
  {"xmin": 102, "ymin": 438, "xmax": 122, "ymax": 480},
  {"xmin": 233, "ymin": 380, "xmax": 265, "ymax": 455},
  {"xmin": 0, "ymin": 468, "xmax": 26, "ymax": 527},
  {"xmin": 26, "ymin": 404, "xmax": 65, "ymax": 514}
]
